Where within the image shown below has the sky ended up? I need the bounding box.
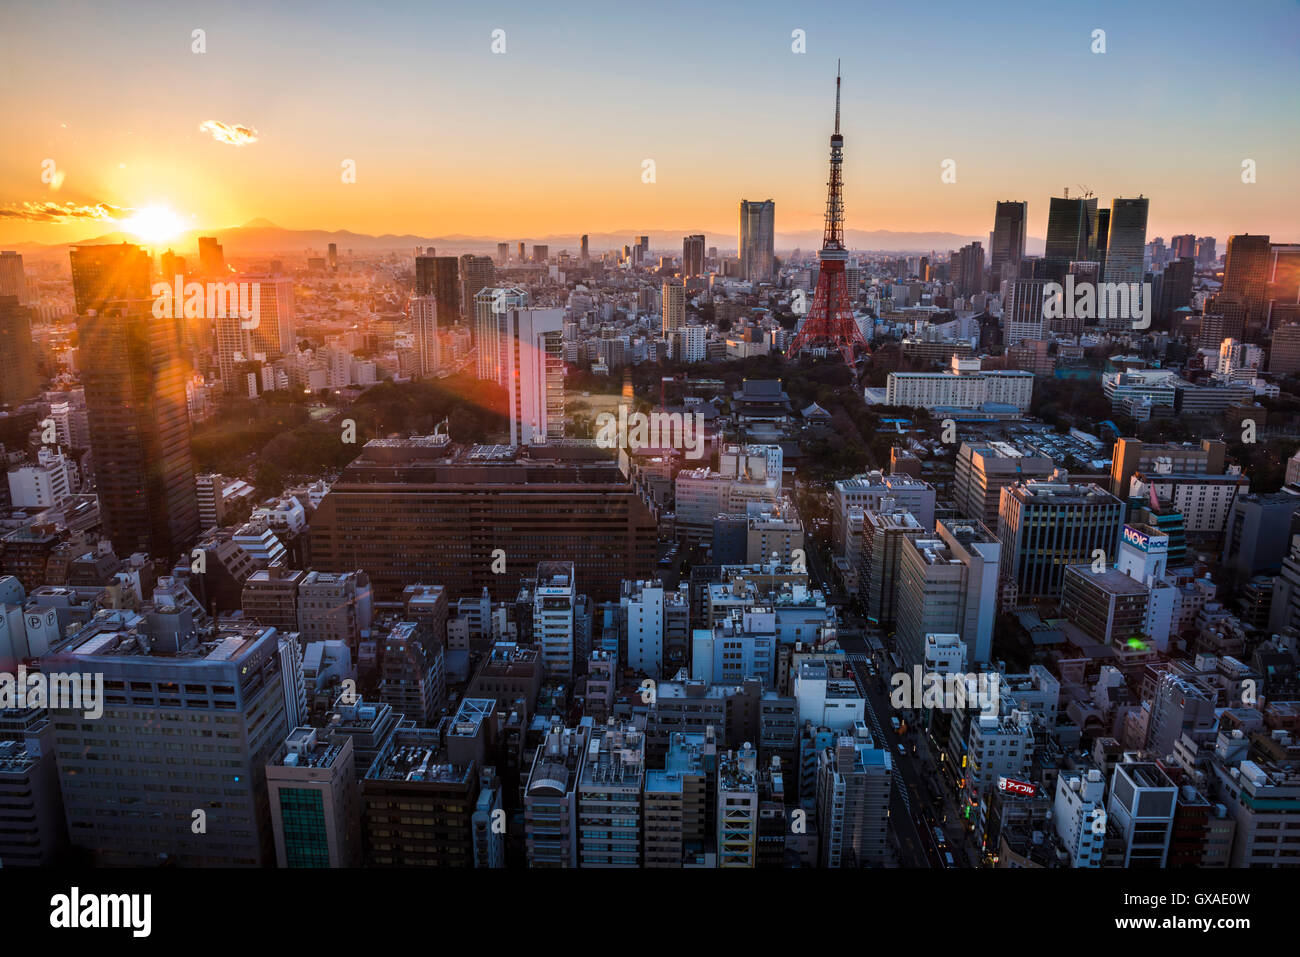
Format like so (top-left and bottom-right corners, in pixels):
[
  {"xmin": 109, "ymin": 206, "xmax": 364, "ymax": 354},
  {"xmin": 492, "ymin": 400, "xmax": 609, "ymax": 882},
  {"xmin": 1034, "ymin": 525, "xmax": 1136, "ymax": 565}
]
[{"xmin": 1, "ymin": 0, "xmax": 1297, "ymax": 249}]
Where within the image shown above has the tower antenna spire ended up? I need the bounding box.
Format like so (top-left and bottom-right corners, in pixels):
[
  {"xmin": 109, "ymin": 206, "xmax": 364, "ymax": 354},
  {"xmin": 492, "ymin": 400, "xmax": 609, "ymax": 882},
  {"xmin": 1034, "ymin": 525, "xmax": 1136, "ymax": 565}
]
[{"xmin": 834, "ymin": 59, "xmax": 841, "ymax": 135}]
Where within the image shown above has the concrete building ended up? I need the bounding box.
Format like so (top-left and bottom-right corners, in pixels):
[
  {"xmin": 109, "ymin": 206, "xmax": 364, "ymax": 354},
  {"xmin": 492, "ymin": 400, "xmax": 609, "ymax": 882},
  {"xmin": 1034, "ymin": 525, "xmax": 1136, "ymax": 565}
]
[
  {"xmin": 267, "ymin": 726, "xmax": 361, "ymax": 867},
  {"xmin": 816, "ymin": 721, "xmax": 891, "ymax": 867},
  {"xmin": 298, "ymin": 570, "xmax": 373, "ymax": 646},
  {"xmin": 998, "ymin": 480, "xmax": 1124, "ymax": 600},
  {"xmin": 832, "ymin": 472, "xmax": 936, "ymax": 553},
  {"xmin": 577, "ymin": 724, "xmax": 645, "ymax": 867},
  {"xmin": 45, "ymin": 618, "xmax": 295, "ymax": 866},
  {"xmin": 895, "ymin": 520, "xmax": 1000, "ymax": 671},
  {"xmin": 954, "ymin": 441, "xmax": 1055, "ymax": 530},
  {"xmin": 718, "ymin": 744, "xmax": 760, "ymax": 867},
  {"xmin": 885, "ymin": 356, "xmax": 1034, "ymax": 413},
  {"xmin": 1107, "ymin": 757, "xmax": 1177, "ymax": 867},
  {"xmin": 533, "ymin": 561, "xmax": 578, "ymax": 682},
  {"xmin": 524, "ymin": 718, "xmax": 592, "ymax": 867}
]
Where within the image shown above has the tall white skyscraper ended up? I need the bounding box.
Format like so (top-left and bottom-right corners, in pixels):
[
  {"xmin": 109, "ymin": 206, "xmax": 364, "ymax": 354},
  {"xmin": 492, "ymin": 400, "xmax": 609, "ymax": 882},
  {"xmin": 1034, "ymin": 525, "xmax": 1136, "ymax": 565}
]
[
  {"xmin": 504, "ymin": 306, "xmax": 564, "ymax": 446},
  {"xmin": 474, "ymin": 286, "xmax": 528, "ymax": 384}
]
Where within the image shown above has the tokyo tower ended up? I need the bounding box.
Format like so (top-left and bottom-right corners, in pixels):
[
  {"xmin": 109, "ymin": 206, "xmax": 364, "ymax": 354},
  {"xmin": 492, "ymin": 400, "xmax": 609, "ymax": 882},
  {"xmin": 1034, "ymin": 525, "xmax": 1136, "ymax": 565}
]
[{"xmin": 787, "ymin": 63, "xmax": 869, "ymax": 368}]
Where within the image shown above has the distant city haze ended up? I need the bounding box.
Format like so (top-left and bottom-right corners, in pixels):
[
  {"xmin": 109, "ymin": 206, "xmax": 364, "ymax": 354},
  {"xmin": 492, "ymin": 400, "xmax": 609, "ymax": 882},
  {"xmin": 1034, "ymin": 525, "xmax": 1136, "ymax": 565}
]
[{"xmin": 1, "ymin": 0, "xmax": 1296, "ymax": 246}]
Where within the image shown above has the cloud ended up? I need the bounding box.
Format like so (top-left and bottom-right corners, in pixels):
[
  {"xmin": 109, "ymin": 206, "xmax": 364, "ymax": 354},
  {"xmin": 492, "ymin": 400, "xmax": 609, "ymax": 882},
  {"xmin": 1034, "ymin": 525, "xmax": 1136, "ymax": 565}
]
[
  {"xmin": 0, "ymin": 200, "xmax": 127, "ymax": 223},
  {"xmin": 199, "ymin": 120, "xmax": 259, "ymax": 146}
]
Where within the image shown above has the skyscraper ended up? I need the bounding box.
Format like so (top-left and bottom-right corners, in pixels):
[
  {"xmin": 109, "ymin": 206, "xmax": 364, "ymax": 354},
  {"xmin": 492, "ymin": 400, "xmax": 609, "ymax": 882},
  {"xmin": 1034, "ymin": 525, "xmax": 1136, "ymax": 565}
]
[
  {"xmin": 411, "ymin": 295, "xmax": 440, "ymax": 377},
  {"xmin": 580, "ymin": 234, "xmax": 589, "ymax": 260},
  {"xmin": 532, "ymin": 245, "xmax": 549, "ymax": 264},
  {"xmin": 952, "ymin": 241, "xmax": 985, "ymax": 298},
  {"xmin": 1103, "ymin": 196, "xmax": 1149, "ymax": 286},
  {"xmin": 198, "ymin": 236, "xmax": 226, "ymax": 276},
  {"xmin": 0, "ymin": 250, "xmax": 28, "ymax": 304},
  {"xmin": 1221, "ymin": 234, "xmax": 1272, "ymax": 325},
  {"xmin": 416, "ymin": 255, "xmax": 460, "ymax": 321},
  {"xmin": 990, "ymin": 201, "xmax": 1027, "ymax": 288},
  {"xmin": 1171, "ymin": 234, "xmax": 1197, "ymax": 260},
  {"xmin": 1157, "ymin": 257, "xmax": 1196, "ymax": 323},
  {"xmin": 496, "ymin": 242, "xmax": 510, "ymax": 266},
  {"xmin": 474, "ymin": 286, "xmax": 528, "ymax": 383},
  {"xmin": 77, "ymin": 296, "xmax": 199, "ymax": 558},
  {"xmin": 504, "ymin": 307, "xmax": 565, "ymax": 446},
  {"xmin": 0, "ymin": 296, "xmax": 40, "ymax": 407},
  {"xmin": 739, "ymin": 199, "xmax": 775, "ymax": 283},
  {"xmin": 243, "ymin": 274, "xmax": 295, "ymax": 357},
  {"xmin": 460, "ymin": 255, "xmax": 496, "ymax": 322},
  {"xmin": 69, "ymin": 242, "xmax": 151, "ymax": 315},
  {"xmin": 1044, "ymin": 195, "xmax": 1099, "ymax": 270},
  {"xmin": 683, "ymin": 234, "xmax": 705, "ymax": 278},
  {"xmin": 661, "ymin": 281, "xmax": 685, "ymax": 335}
]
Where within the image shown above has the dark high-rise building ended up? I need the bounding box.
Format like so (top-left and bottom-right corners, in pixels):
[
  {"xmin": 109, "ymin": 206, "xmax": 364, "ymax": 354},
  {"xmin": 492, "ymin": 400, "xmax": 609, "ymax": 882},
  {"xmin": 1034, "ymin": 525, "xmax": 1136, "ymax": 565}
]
[
  {"xmin": 1222, "ymin": 234, "xmax": 1272, "ymax": 325},
  {"xmin": 1195, "ymin": 237, "xmax": 1217, "ymax": 265},
  {"xmin": 69, "ymin": 242, "xmax": 151, "ymax": 315},
  {"xmin": 415, "ymin": 255, "xmax": 460, "ymax": 321},
  {"xmin": 1268, "ymin": 244, "xmax": 1300, "ymax": 326},
  {"xmin": 1103, "ymin": 197, "xmax": 1149, "ymax": 286},
  {"xmin": 952, "ymin": 241, "xmax": 985, "ymax": 298},
  {"xmin": 1044, "ymin": 195, "xmax": 1099, "ymax": 270},
  {"xmin": 1171, "ymin": 234, "xmax": 1196, "ymax": 260},
  {"xmin": 1158, "ymin": 257, "xmax": 1196, "ymax": 324},
  {"xmin": 307, "ymin": 440, "xmax": 657, "ymax": 602},
  {"xmin": 0, "ymin": 250, "xmax": 29, "ymax": 303},
  {"xmin": 0, "ymin": 296, "xmax": 40, "ymax": 406},
  {"xmin": 459, "ymin": 255, "xmax": 495, "ymax": 322},
  {"xmin": 683, "ymin": 234, "xmax": 705, "ymax": 278},
  {"xmin": 739, "ymin": 199, "xmax": 775, "ymax": 283},
  {"xmin": 1095, "ymin": 207, "xmax": 1110, "ymax": 276},
  {"xmin": 516, "ymin": 242, "xmax": 526, "ymax": 263},
  {"xmin": 328, "ymin": 242, "xmax": 338, "ymax": 270},
  {"xmin": 990, "ymin": 201, "xmax": 1027, "ymax": 289},
  {"xmin": 532, "ymin": 244, "xmax": 549, "ymax": 264},
  {"xmin": 77, "ymin": 297, "xmax": 199, "ymax": 559},
  {"xmin": 580, "ymin": 234, "xmax": 589, "ymax": 260},
  {"xmin": 198, "ymin": 236, "xmax": 225, "ymax": 276}
]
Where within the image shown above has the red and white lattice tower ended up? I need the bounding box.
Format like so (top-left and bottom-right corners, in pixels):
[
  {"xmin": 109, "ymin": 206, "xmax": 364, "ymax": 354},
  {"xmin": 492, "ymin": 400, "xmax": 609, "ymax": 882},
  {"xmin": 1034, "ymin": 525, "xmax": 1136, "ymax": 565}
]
[{"xmin": 787, "ymin": 63, "xmax": 869, "ymax": 368}]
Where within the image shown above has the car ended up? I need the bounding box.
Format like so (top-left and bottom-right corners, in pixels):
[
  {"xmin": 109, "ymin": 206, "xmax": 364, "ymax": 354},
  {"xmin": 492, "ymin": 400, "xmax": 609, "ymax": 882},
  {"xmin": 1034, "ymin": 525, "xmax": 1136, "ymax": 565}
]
[
  {"xmin": 896, "ymin": 743, "xmax": 906, "ymax": 756},
  {"xmin": 943, "ymin": 851, "xmax": 955, "ymax": 867},
  {"xmin": 890, "ymin": 717, "xmax": 901, "ymax": 731}
]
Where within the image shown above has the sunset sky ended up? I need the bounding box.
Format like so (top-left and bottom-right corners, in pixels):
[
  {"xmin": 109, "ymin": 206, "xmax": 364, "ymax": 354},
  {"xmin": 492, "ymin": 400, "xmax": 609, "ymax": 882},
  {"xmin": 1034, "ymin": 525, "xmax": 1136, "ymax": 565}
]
[{"xmin": 2, "ymin": 0, "xmax": 1297, "ymax": 249}]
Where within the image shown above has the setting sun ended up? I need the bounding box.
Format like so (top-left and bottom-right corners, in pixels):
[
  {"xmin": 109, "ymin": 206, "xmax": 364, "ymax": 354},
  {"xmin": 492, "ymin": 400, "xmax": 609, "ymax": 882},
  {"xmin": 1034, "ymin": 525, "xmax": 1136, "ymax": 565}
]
[{"xmin": 122, "ymin": 204, "xmax": 186, "ymax": 244}]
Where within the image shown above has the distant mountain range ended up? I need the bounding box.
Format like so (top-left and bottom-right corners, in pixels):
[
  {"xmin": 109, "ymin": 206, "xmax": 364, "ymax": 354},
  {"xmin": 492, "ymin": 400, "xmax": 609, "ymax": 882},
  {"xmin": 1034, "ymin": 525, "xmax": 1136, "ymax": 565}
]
[{"xmin": 8, "ymin": 219, "xmax": 1047, "ymax": 259}]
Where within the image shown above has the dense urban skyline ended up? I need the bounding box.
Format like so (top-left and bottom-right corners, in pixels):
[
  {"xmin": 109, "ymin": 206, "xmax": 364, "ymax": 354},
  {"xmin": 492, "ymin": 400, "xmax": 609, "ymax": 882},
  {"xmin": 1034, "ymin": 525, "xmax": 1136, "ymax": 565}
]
[{"xmin": 3, "ymin": 7, "xmax": 1300, "ymax": 934}]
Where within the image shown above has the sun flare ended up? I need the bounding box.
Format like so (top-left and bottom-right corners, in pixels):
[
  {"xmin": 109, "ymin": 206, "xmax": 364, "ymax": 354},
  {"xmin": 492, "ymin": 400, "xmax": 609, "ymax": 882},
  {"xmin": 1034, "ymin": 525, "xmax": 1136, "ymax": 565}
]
[{"xmin": 122, "ymin": 204, "xmax": 186, "ymax": 244}]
